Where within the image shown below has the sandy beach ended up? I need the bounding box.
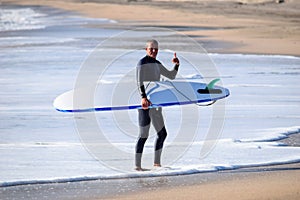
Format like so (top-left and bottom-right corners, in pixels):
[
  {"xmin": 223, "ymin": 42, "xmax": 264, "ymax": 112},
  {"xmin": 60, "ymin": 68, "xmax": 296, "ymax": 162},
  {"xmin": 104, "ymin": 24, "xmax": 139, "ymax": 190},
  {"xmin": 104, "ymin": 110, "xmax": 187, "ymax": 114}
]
[
  {"xmin": 1, "ymin": 0, "xmax": 300, "ymax": 199},
  {"xmin": 102, "ymin": 164, "xmax": 300, "ymax": 200},
  {"xmin": 2, "ymin": 0, "xmax": 300, "ymax": 56}
]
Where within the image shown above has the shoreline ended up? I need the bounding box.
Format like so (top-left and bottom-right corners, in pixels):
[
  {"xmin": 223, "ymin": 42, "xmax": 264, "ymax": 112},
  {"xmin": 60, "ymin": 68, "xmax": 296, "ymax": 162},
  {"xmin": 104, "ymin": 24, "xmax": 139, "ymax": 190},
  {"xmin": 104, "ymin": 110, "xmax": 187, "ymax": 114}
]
[{"xmin": 0, "ymin": 162, "xmax": 299, "ymax": 199}]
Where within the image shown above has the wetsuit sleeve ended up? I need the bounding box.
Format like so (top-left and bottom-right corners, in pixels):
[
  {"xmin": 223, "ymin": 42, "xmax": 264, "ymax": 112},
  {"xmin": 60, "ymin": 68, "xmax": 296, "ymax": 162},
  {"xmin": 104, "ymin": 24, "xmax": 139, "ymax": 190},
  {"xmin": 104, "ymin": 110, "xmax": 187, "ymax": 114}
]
[
  {"xmin": 159, "ymin": 62, "xmax": 180, "ymax": 80},
  {"xmin": 174, "ymin": 63, "xmax": 180, "ymax": 71},
  {"xmin": 139, "ymin": 85, "xmax": 147, "ymax": 99}
]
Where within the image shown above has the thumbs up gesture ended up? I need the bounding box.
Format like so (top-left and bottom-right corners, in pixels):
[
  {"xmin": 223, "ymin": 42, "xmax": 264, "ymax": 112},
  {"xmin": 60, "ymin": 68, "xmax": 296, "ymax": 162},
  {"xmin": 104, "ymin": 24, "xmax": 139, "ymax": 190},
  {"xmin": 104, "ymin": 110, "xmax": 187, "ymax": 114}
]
[{"xmin": 172, "ymin": 52, "xmax": 180, "ymax": 65}]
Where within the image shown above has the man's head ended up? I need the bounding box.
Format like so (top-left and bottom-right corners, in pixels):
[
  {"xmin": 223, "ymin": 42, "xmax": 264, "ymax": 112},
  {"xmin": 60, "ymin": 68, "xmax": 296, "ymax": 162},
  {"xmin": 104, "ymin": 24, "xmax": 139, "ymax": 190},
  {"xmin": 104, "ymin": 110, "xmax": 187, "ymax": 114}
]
[{"xmin": 145, "ymin": 39, "xmax": 159, "ymax": 59}]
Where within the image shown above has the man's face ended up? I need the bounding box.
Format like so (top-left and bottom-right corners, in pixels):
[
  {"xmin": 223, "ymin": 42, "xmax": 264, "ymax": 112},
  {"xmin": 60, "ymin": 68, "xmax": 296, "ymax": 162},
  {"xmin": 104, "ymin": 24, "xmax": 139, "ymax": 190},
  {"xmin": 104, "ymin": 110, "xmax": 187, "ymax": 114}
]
[{"xmin": 146, "ymin": 42, "xmax": 158, "ymax": 59}]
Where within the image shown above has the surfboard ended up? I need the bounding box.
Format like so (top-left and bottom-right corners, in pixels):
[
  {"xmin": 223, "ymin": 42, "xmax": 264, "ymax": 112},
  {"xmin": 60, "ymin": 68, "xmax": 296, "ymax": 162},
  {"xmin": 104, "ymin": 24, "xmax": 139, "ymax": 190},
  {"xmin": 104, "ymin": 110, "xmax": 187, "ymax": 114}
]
[{"xmin": 53, "ymin": 79, "xmax": 230, "ymax": 113}]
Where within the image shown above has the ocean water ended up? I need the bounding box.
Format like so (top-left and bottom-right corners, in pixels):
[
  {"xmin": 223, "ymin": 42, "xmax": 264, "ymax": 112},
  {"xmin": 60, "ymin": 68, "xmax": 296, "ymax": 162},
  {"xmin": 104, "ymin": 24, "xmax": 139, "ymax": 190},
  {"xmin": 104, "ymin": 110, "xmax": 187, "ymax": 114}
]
[{"xmin": 0, "ymin": 5, "xmax": 300, "ymax": 187}]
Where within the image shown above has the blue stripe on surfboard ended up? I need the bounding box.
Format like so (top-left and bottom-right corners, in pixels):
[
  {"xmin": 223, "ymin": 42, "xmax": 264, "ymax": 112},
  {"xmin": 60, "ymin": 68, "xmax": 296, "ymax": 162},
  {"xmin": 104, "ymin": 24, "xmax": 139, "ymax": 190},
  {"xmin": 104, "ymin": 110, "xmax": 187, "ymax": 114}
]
[{"xmin": 55, "ymin": 90, "xmax": 230, "ymax": 113}]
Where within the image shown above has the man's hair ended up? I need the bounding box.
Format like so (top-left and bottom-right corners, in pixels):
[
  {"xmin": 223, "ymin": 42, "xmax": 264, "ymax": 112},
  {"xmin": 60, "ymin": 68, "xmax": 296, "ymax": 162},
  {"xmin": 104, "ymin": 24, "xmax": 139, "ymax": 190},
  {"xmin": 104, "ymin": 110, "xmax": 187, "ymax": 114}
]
[{"xmin": 146, "ymin": 39, "xmax": 158, "ymax": 48}]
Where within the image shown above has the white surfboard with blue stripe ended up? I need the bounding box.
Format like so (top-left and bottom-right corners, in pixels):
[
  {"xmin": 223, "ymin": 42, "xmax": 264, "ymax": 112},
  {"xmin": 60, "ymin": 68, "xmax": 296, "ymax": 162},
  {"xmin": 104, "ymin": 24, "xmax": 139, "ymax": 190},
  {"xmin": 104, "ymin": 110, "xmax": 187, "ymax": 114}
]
[{"xmin": 53, "ymin": 79, "xmax": 230, "ymax": 113}]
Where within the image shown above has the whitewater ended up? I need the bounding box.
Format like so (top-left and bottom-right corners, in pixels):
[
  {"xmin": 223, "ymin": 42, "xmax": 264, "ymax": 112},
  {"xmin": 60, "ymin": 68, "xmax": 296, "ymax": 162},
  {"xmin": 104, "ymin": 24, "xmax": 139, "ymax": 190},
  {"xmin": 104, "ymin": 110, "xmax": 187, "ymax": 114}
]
[{"xmin": 0, "ymin": 5, "xmax": 299, "ymax": 187}]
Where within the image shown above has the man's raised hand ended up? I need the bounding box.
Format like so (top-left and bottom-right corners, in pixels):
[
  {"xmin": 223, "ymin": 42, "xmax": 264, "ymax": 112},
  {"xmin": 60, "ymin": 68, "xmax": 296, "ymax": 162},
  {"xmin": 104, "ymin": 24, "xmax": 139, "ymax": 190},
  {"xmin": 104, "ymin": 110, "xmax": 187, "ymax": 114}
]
[{"xmin": 172, "ymin": 52, "xmax": 180, "ymax": 65}]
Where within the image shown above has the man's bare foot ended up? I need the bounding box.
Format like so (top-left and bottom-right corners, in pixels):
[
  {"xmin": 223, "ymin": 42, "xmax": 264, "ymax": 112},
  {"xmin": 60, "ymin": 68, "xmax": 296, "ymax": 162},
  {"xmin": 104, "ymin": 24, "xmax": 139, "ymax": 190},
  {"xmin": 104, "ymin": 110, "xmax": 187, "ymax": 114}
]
[
  {"xmin": 135, "ymin": 166, "xmax": 143, "ymax": 171},
  {"xmin": 153, "ymin": 163, "xmax": 161, "ymax": 167},
  {"xmin": 135, "ymin": 167, "xmax": 149, "ymax": 171}
]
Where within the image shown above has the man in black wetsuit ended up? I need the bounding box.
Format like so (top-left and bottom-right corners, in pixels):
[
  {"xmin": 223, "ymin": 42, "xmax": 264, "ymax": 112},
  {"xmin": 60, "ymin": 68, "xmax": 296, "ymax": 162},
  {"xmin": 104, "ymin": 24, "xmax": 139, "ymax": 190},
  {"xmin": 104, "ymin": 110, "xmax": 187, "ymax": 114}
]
[{"xmin": 135, "ymin": 39, "xmax": 180, "ymax": 171}]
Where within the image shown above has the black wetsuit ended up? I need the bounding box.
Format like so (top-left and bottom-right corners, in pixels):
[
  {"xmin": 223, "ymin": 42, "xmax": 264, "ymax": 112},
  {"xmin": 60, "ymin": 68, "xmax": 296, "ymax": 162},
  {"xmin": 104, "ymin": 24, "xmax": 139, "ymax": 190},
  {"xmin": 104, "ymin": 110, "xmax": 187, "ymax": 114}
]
[{"xmin": 135, "ymin": 55, "xmax": 179, "ymax": 167}]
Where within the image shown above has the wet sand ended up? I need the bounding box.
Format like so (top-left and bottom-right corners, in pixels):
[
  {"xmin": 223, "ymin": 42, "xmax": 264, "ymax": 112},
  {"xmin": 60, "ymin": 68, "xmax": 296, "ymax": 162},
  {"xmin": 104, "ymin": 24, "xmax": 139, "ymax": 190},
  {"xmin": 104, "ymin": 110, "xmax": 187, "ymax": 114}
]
[
  {"xmin": 0, "ymin": 163, "xmax": 299, "ymax": 200},
  {"xmin": 102, "ymin": 163, "xmax": 300, "ymax": 200}
]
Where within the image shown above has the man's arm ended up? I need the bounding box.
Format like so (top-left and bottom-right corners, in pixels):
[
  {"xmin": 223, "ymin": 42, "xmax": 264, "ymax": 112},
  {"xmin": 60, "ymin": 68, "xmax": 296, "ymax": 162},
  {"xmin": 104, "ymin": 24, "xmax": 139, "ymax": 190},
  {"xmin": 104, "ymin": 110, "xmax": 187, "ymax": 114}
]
[
  {"xmin": 138, "ymin": 84, "xmax": 147, "ymax": 99},
  {"xmin": 136, "ymin": 62, "xmax": 147, "ymax": 98},
  {"xmin": 136, "ymin": 62, "xmax": 152, "ymax": 109},
  {"xmin": 159, "ymin": 53, "xmax": 180, "ymax": 80}
]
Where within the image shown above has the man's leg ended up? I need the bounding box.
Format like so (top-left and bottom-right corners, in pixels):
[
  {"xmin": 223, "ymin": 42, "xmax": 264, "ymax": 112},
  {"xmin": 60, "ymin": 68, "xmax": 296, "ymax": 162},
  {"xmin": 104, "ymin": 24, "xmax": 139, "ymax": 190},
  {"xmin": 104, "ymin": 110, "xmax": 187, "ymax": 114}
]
[
  {"xmin": 154, "ymin": 127, "xmax": 167, "ymax": 166},
  {"xmin": 135, "ymin": 109, "xmax": 150, "ymax": 169},
  {"xmin": 150, "ymin": 108, "xmax": 167, "ymax": 166}
]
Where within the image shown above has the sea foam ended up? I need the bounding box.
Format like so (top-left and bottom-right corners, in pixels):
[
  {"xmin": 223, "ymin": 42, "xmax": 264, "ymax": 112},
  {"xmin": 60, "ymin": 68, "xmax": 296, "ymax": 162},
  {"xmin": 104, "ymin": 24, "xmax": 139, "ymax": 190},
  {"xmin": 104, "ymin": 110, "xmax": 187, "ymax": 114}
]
[{"xmin": 0, "ymin": 7, "xmax": 46, "ymax": 31}]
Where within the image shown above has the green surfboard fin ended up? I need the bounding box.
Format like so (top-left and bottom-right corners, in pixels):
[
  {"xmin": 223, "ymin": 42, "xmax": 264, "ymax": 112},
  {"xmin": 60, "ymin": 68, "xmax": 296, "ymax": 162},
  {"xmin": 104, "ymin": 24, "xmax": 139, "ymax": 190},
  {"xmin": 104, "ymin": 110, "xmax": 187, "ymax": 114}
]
[
  {"xmin": 206, "ymin": 78, "xmax": 220, "ymax": 89},
  {"xmin": 197, "ymin": 78, "xmax": 222, "ymax": 94}
]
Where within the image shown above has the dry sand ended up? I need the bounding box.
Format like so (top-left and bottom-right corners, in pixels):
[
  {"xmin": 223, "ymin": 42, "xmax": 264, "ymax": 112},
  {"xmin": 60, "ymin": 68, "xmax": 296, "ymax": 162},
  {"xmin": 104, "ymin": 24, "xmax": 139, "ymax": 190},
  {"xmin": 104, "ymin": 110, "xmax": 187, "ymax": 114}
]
[{"xmin": 1, "ymin": 1, "xmax": 300, "ymax": 199}]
